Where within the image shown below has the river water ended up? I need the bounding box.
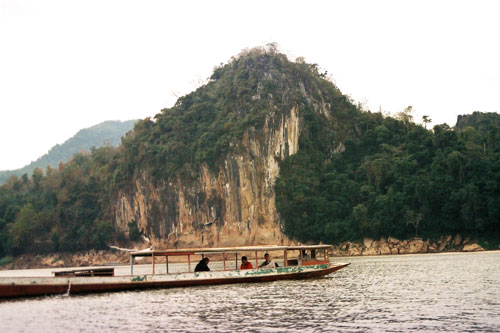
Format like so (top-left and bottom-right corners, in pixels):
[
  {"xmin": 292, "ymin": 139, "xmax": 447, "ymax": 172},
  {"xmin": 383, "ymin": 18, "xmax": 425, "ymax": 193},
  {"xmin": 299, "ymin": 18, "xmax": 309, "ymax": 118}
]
[{"xmin": 1, "ymin": 251, "xmax": 499, "ymax": 332}]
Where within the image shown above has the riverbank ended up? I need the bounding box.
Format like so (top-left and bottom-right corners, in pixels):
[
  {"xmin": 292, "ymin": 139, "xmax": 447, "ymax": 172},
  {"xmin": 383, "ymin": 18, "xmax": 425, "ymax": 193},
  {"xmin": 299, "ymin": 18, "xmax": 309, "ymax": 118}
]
[
  {"xmin": 1, "ymin": 234, "xmax": 498, "ymax": 270},
  {"xmin": 331, "ymin": 234, "xmax": 496, "ymax": 256},
  {"xmin": 0, "ymin": 250, "xmax": 131, "ymax": 270}
]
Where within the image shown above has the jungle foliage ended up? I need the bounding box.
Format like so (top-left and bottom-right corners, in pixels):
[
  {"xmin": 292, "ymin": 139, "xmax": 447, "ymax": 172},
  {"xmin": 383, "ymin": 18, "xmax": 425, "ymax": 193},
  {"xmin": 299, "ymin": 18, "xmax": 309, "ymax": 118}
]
[
  {"xmin": 0, "ymin": 148, "xmax": 119, "ymax": 257},
  {"xmin": 276, "ymin": 107, "xmax": 500, "ymax": 244}
]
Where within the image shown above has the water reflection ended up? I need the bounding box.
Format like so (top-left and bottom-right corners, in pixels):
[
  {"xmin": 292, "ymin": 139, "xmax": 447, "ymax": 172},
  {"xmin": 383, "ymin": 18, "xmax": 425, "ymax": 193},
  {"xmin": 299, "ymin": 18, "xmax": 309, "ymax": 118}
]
[{"xmin": 1, "ymin": 252, "xmax": 499, "ymax": 332}]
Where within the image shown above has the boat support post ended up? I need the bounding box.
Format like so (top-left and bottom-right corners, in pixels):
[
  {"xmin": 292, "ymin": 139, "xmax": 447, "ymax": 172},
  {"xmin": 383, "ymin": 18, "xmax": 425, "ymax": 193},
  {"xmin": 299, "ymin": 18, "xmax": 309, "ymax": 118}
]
[{"xmin": 152, "ymin": 253, "xmax": 155, "ymax": 275}]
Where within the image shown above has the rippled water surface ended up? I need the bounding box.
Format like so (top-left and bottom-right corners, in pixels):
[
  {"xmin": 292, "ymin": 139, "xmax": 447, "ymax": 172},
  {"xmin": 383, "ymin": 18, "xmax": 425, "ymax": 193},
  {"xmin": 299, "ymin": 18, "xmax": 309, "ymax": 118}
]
[{"xmin": 1, "ymin": 252, "xmax": 499, "ymax": 332}]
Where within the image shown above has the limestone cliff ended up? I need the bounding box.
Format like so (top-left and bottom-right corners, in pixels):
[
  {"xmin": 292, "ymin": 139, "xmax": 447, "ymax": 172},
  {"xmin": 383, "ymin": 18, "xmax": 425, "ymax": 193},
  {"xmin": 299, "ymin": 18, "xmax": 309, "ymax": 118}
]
[
  {"xmin": 108, "ymin": 46, "xmax": 346, "ymax": 249},
  {"xmin": 114, "ymin": 106, "xmax": 301, "ymax": 248}
]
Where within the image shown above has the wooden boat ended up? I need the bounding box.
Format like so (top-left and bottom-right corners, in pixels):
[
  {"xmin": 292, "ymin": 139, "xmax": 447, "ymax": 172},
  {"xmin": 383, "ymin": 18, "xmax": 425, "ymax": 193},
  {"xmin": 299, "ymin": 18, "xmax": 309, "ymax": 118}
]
[{"xmin": 0, "ymin": 245, "xmax": 349, "ymax": 299}]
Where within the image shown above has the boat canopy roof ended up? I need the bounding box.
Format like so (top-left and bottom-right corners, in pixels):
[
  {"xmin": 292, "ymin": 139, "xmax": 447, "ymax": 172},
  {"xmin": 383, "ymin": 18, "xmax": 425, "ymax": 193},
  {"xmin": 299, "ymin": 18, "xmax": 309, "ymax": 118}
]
[{"xmin": 130, "ymin": 244, "xmax": 332, "ymax": 258}]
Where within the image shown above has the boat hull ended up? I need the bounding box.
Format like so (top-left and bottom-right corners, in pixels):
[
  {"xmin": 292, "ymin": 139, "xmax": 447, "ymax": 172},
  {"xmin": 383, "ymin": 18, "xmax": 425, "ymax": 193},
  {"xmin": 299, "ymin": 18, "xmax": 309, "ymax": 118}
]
[{"xmin": 0, "ymin": 263, "xmax": 349, "ymax": 299}]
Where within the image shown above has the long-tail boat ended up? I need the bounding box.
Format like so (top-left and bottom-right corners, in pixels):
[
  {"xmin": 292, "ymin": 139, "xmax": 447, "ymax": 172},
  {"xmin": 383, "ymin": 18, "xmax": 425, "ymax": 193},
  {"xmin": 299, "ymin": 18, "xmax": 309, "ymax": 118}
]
[{"xmin": 0, "ymin": 245, "xmax": 349, "ymax": 299}]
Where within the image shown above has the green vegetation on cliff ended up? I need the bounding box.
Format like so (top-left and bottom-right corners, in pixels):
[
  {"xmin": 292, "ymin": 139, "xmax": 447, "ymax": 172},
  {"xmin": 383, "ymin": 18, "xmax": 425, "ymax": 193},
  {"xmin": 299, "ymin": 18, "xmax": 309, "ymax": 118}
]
[
  {"xmin": 0, "ymin": 46, "xmax": 499, "ymax": 258},
  {"xmin": 112, "ymin": 47, "xmax": 345, "ymax": 185}
]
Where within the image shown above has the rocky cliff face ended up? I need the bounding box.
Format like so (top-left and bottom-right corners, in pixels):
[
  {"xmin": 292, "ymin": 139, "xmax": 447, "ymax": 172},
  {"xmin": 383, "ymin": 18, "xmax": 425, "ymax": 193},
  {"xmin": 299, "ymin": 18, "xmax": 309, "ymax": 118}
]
[
  {"xmin": 114, "ymin": 106, "xmax": 301, "ymax": 248},
  {"xmin": 331, "ymin": 235, "xmax": 486, "ymax": 256}
]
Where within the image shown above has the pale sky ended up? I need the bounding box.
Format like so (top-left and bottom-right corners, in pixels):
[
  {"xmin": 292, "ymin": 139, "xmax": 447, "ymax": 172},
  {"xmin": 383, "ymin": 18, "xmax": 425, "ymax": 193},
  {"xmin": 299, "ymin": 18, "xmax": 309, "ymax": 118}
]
[{"xmin": 1, "ymin": 0, "xmax": 499, "ymax": 170}]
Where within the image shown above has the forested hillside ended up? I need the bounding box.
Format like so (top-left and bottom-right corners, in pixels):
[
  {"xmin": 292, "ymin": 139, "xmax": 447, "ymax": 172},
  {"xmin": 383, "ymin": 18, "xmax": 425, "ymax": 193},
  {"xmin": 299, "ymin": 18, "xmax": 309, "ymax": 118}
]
[
  {"xmin": 0, "ymin": 120, "xmax": 137, "ymax": 185},
  {"xmin": 276, "ymin": 108, "xmax": 500, "ymax": 244},
  {"xmin": 1, "ymin": 47, "xmax": 499, "ymax": 261}
]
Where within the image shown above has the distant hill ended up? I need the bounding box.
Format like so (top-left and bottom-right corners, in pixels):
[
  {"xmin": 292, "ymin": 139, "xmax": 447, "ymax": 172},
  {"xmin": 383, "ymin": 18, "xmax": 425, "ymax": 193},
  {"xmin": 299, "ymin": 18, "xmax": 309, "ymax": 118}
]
[
  {"xmin": 456, "ymin": 111, "xmax": 500, "ymax": 133},
  {"xmin": 0, "ymin": 120, "xmax": 137, "ymax": 184}
]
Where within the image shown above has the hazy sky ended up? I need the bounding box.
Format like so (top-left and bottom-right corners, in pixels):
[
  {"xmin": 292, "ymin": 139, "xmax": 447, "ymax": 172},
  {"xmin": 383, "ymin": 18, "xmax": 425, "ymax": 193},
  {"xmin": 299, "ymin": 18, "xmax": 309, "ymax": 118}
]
[{"xmin": 1, "ymin": 0, "xmax": 499, "ymax": 170}]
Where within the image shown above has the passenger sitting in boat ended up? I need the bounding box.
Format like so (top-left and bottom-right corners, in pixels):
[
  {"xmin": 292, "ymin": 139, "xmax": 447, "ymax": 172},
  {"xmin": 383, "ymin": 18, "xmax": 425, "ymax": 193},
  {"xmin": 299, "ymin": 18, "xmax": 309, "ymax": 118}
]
[
  {"xmin": 298, "ymin": 250, "xmax": 311, "ymax": 263},
  {"xmin": 240, "ymin": 256, "xmax": 253, "ymax": 270},
  {"xmin": 259, "ymin": 253, "xmax": 277, "ymax": 268},
  {"xmin": 195, "ymin": 257, "xmax": 210, "ymax": 272}
]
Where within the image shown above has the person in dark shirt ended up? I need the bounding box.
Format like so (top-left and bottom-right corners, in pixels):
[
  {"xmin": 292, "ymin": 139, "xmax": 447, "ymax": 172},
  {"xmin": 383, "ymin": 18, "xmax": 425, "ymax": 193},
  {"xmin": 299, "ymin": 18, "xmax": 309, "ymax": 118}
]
[{"xmin": 195, "ymin": 257, "xmax": 210, "ymax": 272}]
